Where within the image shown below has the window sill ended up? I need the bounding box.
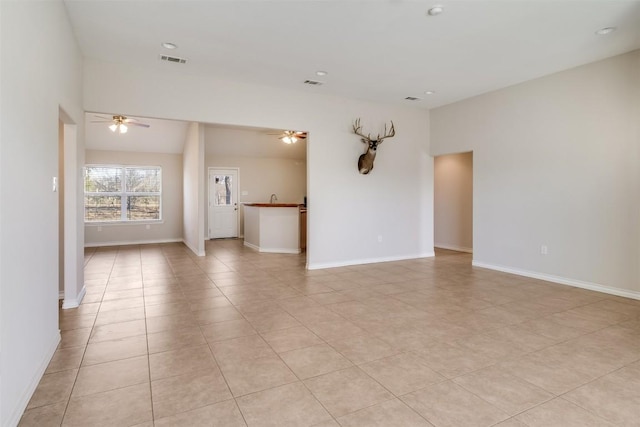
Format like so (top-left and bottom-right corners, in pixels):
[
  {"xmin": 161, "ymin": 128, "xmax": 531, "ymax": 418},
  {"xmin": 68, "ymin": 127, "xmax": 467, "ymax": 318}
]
[{"xmin": 85, "ymin": 220, "xmax": 165, "ymax": 226}]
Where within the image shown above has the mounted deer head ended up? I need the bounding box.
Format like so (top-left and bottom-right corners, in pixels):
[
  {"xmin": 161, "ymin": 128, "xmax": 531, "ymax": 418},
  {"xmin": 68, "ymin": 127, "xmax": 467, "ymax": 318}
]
[{"xmin": 352, "ymin": 118, "xmax": 395, "ymax": 174}]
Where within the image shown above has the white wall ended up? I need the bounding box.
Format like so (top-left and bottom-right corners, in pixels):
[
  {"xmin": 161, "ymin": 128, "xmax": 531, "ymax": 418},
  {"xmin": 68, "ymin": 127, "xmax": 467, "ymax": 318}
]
[
  {"xmin": 205, "ymin": 126, "xmax": 307, "ymax": 203},
  {"xmin": 431, "ymin": 50, "xmax": 640, "ymax": 298},
  {"xmin": 83, "ymin": 60, "xmax": 434, "ymax": 269},
  {"xmin": 434, "ymin": 152, "xmax": 473, "ymax": 253},
  {"xmin": 84, "ymin": 150, "xmax": 184, "ymax": 246},
  {"xmin": 0, "ymin": 1, "xmax": 84, "ymax": 425},
  {"xmin": 211, "ymin": 156, "xmax": 307, "ymax": 204},
  {"xmin": 183, "ymin": 123, "xmax": 206, "ymax": 256}
]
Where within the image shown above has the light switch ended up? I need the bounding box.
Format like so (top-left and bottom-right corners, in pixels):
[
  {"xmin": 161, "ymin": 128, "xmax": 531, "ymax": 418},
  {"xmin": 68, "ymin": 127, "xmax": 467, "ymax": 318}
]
[
  {"xmin": 242, "ymin": 191, "xmax": 249, "ymax": 196},
  {"xmin": 52, "ymin": 177, "xmax": 58, "ymax": 192}
]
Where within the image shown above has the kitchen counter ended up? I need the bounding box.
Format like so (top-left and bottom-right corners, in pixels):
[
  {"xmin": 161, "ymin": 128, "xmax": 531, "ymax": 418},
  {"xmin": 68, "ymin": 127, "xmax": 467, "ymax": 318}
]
[
  {"xmin": 243, "ymin": 204, "xmax": 303, "ymax": 254},
  {"xmin": 244, "ymin": 203, "xmax": 301, "ymax": 208}
]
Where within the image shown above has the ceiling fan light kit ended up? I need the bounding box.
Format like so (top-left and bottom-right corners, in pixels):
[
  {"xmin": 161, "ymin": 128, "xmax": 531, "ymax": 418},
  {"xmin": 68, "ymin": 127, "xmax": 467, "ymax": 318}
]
[
  {"xmin": 281, "ymin": 135, "xmax": 297, "ymax": 144},
  {"xmin": 92, "ymin": 114, "xmax": 150, "ymax": 134},
  {"xmin": 282, "ymin": 130, "xmax": 307, "ymax": 144},
  {"xmin": 108, "ymin": 115, "xmax": 130, "ymax": 133},
  {"xmin": 269, "ymin": 129, "xmax": 307, "ymax": 144},
  {"xmin": 109, "ymin": 123, "xmax": 128, "ymax": 133}
]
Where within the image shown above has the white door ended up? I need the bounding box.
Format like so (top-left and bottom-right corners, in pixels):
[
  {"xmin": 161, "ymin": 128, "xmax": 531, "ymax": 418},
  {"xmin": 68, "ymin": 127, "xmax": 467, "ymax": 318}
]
[{"xmin": 209, "ymin": 168, "xmax": 239, "ymax": 239}]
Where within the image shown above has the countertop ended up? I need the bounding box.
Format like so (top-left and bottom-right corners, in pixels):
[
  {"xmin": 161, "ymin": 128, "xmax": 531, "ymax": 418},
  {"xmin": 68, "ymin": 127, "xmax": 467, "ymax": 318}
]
[{"xmin": 244, "ymin": 203, "xmax": 302, "ymax": 208}]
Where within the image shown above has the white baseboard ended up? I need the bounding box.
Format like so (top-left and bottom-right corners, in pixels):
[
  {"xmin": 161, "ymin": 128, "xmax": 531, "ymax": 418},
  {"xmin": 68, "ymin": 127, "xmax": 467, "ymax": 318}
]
[
  {"xmin": 62, "ymin": 285, "xmax": 86, "ymax": 309},
  {"xmin": 308, "ymin": 252, "xmax": 436, "ymax": 270},
  {"xmin": 260, "ymin": 247, "xmax": 301, "ymax": 254},
  {"xmin": 183, "ymin": 239, "xmax": 205, "ymax": 257},
  {"xmin": 472, "ymin": 260, "xmax": 640, "ymax": 301},
  {"xmin": 243, "ymin": 241, "xmax": 260, "ymax": 251},
  {"xmin": 434, "ymin": 243, "xmax": 473, "ymax": 253},
  {"xmin": 7, "ymin": 330, "xmax": 60, "ymax": 427},
  {"xmin": 243, "ymin": 241, "xmax": 300, "ymax": 254},
  {"xmin": 84, "ymin": 238, "xmax": 183, "ymax": 248}
]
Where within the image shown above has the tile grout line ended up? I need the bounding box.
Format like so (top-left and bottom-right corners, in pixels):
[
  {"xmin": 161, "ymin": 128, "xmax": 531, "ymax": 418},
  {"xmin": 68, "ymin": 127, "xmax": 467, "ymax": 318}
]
[
  {"xmin": 24, "ymin": 241, "xmax": 639, "ymax": 426},
  {"xmin": 59, "ymin": 245, "xmax": 117, "ymax": 426}
]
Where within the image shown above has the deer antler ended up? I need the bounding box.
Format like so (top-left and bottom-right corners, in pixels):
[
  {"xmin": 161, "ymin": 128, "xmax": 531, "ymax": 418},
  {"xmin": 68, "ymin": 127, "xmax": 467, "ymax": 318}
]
[
  {"xmin": 352, "ymin": 119, "xmax": 396, "ymax": 174},
  {"xmin": 352, "ymin": 118, "xmax": 372, "ymax": 141},
  {"xmin": 376, "ymin": 121, "xmax": 395, "ymax": 144},
  {"xmin": 352, "ymin": 119, "xmax": 395, "ymax": 144}
]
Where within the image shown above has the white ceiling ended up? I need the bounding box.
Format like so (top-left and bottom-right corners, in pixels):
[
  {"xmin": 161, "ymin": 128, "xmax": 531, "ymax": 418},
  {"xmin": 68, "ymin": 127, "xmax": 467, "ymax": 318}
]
[
  {"xmin": 77, "ymin": 1, "xmax": 640, "ymax": 154},
  {"xmin": 85, "ymin": 112, "xmax": 307, "ymax": 157},
  {"xmin": 85, "ymin": 113, "xmax": 190, "ymax": 153},
  {"xmin": 65, "ymin": 0, "xmax": 640, "ymax": 109},
  {"xmin": 205, "ymin": 124, "xmax": 307, "ymax": 161}
]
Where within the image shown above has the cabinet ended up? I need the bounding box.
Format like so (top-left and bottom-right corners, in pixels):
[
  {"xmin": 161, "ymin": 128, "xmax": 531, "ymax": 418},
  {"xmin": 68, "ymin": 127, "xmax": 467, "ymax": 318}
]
[
  {"xmin": 243, "ymin": 204, "xmax": 300, "ymax": 253},
  {"xmin": 300, "ymin": 209, "xmax": 307, "ymax": 252}
]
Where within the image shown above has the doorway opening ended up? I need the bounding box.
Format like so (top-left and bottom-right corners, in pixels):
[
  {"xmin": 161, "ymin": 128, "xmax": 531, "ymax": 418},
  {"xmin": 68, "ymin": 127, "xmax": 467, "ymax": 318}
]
[
  {"xmin": 59, "ymin": 107, "xmax": 83, "ymax": 309},
  {"xmin": 434, "ymin": 151, "xmax": 473, "ymax": 258},
  {"xmin": 58, "ymin": 119, "xmax": 65, "ymax": 301},
  {"xmin": 203, "ymin": 124, "xmax": 308, "ymax": 258}
]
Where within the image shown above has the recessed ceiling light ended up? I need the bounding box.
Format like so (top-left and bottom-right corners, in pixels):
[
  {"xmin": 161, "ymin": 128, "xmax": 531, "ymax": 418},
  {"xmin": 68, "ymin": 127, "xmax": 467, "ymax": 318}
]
[
  {"xmin": 161, "ymin": 42, "xmax": 178, "ymax": 49},
  {"xmin": 427, "ymin": 5, "xmax": 444, "ymax": 16},
  {"xmin": 595, "ymin": 27, "xmax": 616, "ymax": 35},
  {"xmin": 425, "ymin": 90, "xmax": 436, "ymax": 95},
  {"xmin": 315, "ymin": 70, "xmax": 328, "ymax": 76}
]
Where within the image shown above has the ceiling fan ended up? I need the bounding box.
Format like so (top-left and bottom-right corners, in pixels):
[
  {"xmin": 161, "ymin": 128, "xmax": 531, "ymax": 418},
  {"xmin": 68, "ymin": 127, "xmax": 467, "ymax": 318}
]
[
  {"xmin": 269, "ymin": 130, "xmax": 307, "ymax": 144},
  {"xmin": 91, "ymin": 114, "xmax": 150, "ymax": 134}
]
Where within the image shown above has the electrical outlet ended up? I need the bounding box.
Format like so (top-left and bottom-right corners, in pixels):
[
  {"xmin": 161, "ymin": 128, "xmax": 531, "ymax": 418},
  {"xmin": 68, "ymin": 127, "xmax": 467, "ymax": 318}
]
[
  {"xmin": 242, "ymin": 190, "xmax": 249, "ymax": 196},
  {"xmin": 540, "ymin": 245, "xmax": 548, "ymax": 255},
  {"xmin": 377, "ymin": 235, "xmax": 383, "ymax": 243},
  {"xmin": 146, "ymin": 224, "xmax": 151, "ymax": 230},
  {"xmin": 97, "ymin": 226, "xmax": 102, "ymax": 232}
]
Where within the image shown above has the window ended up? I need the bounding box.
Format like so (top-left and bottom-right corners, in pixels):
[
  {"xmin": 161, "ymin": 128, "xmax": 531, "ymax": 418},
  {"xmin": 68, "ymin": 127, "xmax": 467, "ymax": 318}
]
[{"xmin": 84, "ymin": 165, "xmax": 162, "ymax": 222}]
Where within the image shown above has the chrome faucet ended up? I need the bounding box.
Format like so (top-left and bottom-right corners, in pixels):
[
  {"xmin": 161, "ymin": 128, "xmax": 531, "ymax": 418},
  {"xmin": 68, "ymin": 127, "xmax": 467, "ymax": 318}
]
[{"xmin": 270, "ymin": 193, "xmax": 278, "ymax": 204}]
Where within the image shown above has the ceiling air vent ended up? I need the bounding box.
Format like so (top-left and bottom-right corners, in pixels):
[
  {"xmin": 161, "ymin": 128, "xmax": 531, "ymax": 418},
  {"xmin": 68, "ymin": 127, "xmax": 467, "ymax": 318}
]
[
  {"xmin": 405, "ymin": 96, "xmax": 421, "ymax": 101},
  {"xmin": 303, "ymin": 80, "xmax": 323, "ymax": 86},
  {"xmin": 159, "ymin": 54, "xmax": 187, "ymax": 64}
]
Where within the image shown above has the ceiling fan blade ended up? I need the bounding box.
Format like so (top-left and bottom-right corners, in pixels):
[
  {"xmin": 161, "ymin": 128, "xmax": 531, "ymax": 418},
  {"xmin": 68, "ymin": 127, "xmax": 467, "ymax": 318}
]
[
  {"xmin": 90, "ymin": 120, "xmax": 112, "ymax": 123},
  {"xmin": 267, "ymin": 130, "xmax": 306, "ymax": 139},
  {"xmin": 93, "ymin": 114, "xmax": 114, "ymax": 120},
  {"xmin": 128, "ymin": 122, "xmax": 150, "ymax": 128}
]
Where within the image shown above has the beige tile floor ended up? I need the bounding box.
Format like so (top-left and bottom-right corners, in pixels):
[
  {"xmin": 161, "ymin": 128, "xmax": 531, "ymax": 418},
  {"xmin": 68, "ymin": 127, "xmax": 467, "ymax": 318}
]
[{"xmin": 20, "ymin": 241, "xmax": 640, "ymax": 427}]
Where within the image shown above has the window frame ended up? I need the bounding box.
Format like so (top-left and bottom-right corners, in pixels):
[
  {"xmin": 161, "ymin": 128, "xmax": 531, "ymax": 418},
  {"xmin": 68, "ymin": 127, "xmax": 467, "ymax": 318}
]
[{"xmin": 84, "ymin": 164, "xmax": 163, "ymax": 224}]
